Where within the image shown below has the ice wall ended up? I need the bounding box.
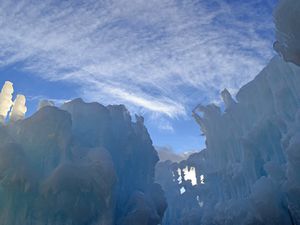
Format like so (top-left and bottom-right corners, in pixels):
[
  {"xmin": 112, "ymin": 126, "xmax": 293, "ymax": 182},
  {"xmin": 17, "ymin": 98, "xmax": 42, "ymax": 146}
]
[
  {"xmin": 156, "ymin": 0, "xmax": 300, "ymax": 223},
  {"xmin": 0, "ymin": 99, "xmax": 166, "ymax": 225},
  {"xmin": 274, "ymin": 0, "xmax": 300, "ymax": 65},
  {"xmin": 157, "ymin": 55, "xmax": 300, "ymax": 225}
]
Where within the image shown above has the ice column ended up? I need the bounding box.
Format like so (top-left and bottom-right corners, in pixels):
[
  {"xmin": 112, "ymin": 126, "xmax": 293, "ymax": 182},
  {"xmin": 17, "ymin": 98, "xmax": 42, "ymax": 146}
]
[
  {"xmin": 0, "ymin": 81, "xmax": 14, "ymax": 124},
  {"xmin": 10, "ymin": 95, "xmax": 27, "ymax": 122}
]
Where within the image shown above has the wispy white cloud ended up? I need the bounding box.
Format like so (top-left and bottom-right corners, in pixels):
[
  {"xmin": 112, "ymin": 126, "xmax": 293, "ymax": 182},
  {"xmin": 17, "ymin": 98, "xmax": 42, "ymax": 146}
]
[
  {"xmin": 0, "ymin": 0, "xmax": 275, "ymax": 118},
  {"xmin": 148, "ymin": 113, "xmax": 176, "ymax": 132}
]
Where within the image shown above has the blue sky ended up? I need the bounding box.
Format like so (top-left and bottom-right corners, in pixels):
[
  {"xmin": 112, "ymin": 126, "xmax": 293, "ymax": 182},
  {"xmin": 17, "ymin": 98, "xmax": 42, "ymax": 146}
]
[{"xmin": 0, "ymin": 0, "xmax": 277, "ymax": 152}]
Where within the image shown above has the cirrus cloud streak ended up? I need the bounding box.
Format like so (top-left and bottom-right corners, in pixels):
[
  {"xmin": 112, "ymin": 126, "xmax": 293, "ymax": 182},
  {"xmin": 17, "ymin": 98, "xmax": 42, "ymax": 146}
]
[{"xmin": 0, "ymin": 0, "xmax": 275, "ymax": 118}]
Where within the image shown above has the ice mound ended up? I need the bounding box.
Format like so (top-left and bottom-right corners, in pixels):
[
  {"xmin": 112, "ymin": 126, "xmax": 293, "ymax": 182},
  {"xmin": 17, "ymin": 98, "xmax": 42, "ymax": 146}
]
[
  {"xmin": 0, "ymin": 99, "xmax": 166, "ymax": 225},
  {"xmin": 156, "ymin": 56, "xmax": 300, "ymax": 225}
]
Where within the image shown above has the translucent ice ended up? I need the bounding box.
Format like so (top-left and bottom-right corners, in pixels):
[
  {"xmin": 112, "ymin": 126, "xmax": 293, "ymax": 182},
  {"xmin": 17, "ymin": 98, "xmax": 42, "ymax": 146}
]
[
  {"xmin": 157, "ymin": 56, "xmax": 300, "ymax": 225},
  {"xmin": 274, "ymin": 0, "xmax": 300, "ymax": 65},
  {"xmin": 9, "ymin": 95, "xmax": 27, "ymax": 122},
  {"xmin": 0, "ymin": 99, "xmax": 166, "ymax": 225},
  {"xmin": 0, "ymin": 81, "xmax": 13, "ymax": 124}
]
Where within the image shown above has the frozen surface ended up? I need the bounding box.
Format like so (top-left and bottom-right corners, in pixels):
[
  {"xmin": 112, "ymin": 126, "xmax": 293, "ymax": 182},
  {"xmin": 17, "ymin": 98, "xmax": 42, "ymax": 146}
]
[
  {"xmin": 0, "ymin": 81, "xmax": 13, "ymax": 124},
  {"xmin": 274, "ymin": 0, "xmax": 300, "ymax": 66},
  {"xmin": 0, "ymin": 82, "xmax": 27, "ymax": 124},
  {"xmin": 9, "ymin": 95, "xmax": 27, "ymax": 122},
  {"xmin": 156, "ymin": 1, "xmax": 300, "ymax": 224},
  {"xmin": 156, "ymin": 56, "xmax": 300, "ymax": 225},
  {"xmin": 0, "ymin": 99, "xmax": 166, "ymax": 225}
]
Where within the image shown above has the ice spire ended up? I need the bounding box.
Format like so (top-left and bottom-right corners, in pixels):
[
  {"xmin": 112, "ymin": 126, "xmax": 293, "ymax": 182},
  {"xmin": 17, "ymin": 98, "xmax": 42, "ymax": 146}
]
[
  {"xmin": 9, "ymin": 94, "xmax": 27, "ymax": 122},
  {"xmin": 0, "ymin": 81, "xmax": 14, "ymax": 124},
  {"xmin": 221, "ymin": 88, "xmax": 236, "ymax": 109}
]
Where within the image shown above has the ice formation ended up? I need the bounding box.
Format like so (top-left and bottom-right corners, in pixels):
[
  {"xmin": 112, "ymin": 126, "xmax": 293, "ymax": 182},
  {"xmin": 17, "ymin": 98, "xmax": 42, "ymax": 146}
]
[
  {"xmin": 157, "ymin": 55, "xmax": 300, "ymax": 225},
  {"xmin": 221, "ymin": 88, "xmax": 236, "ymax": 109},
  {"xmin": 0, "ymin": 81, "xmax": 27, "ymax": 124},
  {"xmin": 156, "ymin": 0, "xmax": 300, "ymax": 224},
  {"xmin": 0, "ymin": 81, "xmax": 14, "ymax": 124},
  {"xmin": 183, "ymin": 167, "xmax": 197, "ymax": 186},
  {"xmin": 274, "ymin": 0, "xmax": 300, "ymax": 65},
  {"xmin": 9, "ymin": 95, "xmax": 27, "ymax": 122},
  {"xmin": 0, "ymin": 98, "xmax": 166, "ymax": 225},
  {"xmin": 0, "ymin": 0, "xmax": 298, "ymax": 224}
]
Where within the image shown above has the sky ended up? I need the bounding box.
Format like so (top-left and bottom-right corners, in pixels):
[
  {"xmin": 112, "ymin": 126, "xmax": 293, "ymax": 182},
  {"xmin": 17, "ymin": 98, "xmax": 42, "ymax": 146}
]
[{"xmin": 0, "ymin": 0, "xmax": 277, "ymax": 152}]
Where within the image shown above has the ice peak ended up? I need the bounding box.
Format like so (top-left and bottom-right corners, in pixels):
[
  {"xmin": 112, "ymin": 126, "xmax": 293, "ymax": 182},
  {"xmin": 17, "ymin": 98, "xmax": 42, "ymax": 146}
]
[{"xmin": 0, "ymin": 81, "xmax": 27, "ymax": 124}]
